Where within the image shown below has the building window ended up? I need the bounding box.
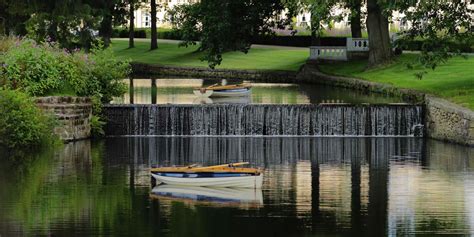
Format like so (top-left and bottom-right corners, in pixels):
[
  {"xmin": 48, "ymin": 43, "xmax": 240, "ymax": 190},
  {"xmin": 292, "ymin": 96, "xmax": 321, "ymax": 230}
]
[{"xmin": 302, "ymin": 16, "xmax": 306, "ymax": 22}]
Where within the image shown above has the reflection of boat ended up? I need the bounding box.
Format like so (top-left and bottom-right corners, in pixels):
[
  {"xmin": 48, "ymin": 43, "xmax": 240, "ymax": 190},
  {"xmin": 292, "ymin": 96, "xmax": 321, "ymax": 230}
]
[
  {"xmin": 193, "ymin": 83, "xmax": 252, "ymax": 97},
  {"xmin": 150, "ymin": 163, "xmax": 263, "ymax": 188},
  {"xmin": 150, "ymin": 185, "xmax": 263, "ymax": 207},
  {"xmin": 193, "ymin": 96, "xmax": 251, "ymax": 104}
]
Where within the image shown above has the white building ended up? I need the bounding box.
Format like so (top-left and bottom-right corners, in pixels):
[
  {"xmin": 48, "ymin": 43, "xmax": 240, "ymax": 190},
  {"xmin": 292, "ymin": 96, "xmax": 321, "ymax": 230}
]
[
  {"xmin": 132, "ymin": 0, "xmax": 198, "ymax": 28},
  {"xmin": 131, "ymin": 1, "xmax": 473, "ymax": 35}
]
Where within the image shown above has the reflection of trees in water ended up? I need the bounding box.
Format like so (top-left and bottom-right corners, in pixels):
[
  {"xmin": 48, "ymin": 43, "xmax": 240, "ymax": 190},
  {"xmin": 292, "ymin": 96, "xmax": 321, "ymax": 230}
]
[
  {"xmin": 113, "ymin": 78, "xmax": 403, "ymax": 105},
  {"xmin": 0, "ymin": 137, "xmax": 473, "ymax": 236},
  {"xmin": 0, "ymin": 141, "xmax": 155, "ymax": 236},
  {"xmin": 108, "ymin": 137, "xmax": 422, "ymax": 167},
  {"xmin": 297, "ymin": 84, "xmax": 403, "ymax": 105}
]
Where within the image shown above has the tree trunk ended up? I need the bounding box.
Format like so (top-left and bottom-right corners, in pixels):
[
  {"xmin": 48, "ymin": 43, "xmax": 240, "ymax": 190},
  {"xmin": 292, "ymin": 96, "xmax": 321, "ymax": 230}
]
[
  {"xmin": 150, "ymin": 0, "xmax": 158, "ymax": 50},
  {"xmin": 349, "ymin": 0, "xmax": 362, "ymax": 38},
  {"xmin": 366, "ymin": 0, "xmax": 392, "ymax": 67},
  {"xmin": 310, "ymin": 14, "xmax": 320, "ymax": 46},
  {"xmin": 99, "ymin": 13, "xmax": 113, "ymax": 48},
  {"xmin": 129, "ymin": 0, "xmax": 135, "ymax": 48}
]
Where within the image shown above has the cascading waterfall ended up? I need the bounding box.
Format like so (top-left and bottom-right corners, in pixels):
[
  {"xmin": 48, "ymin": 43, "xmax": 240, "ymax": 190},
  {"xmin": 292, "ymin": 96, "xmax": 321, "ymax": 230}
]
[{"xmin": 103, "ymin": 104, "xmax": 424, "ymax": 137}]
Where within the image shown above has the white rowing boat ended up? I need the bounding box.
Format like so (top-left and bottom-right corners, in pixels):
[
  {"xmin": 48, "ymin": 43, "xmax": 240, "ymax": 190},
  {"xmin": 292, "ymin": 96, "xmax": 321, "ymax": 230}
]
[
  {"xmin": 150, "ymin": 162, "xmax": 263, "ymax": 189},
  {"xmin": 193, "ymin": 83, "xmax": 252, "ymax": 98}
]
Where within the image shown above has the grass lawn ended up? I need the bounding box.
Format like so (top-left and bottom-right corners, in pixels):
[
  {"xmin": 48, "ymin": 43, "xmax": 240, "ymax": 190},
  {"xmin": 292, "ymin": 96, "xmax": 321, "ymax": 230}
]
[
  {"xmin": 319, "ymin": 54, "xmax": 474, "ymax": 110},
  {"xmin": 111, "ymin": 39, "xmax": 308, "ymax": 71}
]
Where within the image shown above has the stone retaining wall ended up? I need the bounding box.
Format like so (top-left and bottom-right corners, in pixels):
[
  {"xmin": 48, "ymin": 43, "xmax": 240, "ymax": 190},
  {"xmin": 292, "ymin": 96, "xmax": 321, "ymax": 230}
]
[
  {"xmin": 35, "ymin": 97, "xmax": 92, "ymax": 142},
  {"xmin": 131, "ymin": 62, "xmax": 474, "ymax": 146},
  {"xmin": 131, "ymin": 63, "xmax": 297, "ymax": 82},
  {"xmin": 424, "ymin": 96, "xmax": 474, "ymax": 146},
  {"xmin": 297, "ymin": 63, "xmax": 474, "ymax": 146}
]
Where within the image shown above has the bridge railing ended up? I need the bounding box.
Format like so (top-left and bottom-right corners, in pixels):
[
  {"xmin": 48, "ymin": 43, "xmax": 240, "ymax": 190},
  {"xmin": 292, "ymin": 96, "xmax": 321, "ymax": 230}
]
[
  {"xmin": 309, "ymin": 46, "xmax": 348, "ymax": 61},
  {"xmin": 347, "ymin": 38, "xmax": 369, "ymax": 51}
]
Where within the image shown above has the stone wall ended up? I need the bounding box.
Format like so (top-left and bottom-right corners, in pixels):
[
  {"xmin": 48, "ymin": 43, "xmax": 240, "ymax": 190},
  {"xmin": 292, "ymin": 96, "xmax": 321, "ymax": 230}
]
[
  {"xmin": 425, "ymin": 96, "xmax": 474, "ymax": 146},
  {"xmin": 297, "ymin": 63, "xmax": 474, "ymax": 147},
  {"xmin": 131, "ymin": 63, "xmax": 297, "ymax": 82},
  {"xmin": 35, "ymin": 97, "xmax": 92, "ymax": 142},
  {"xmin": 130, "ymin": 61, "xmax": 474, "ymax": 147}
]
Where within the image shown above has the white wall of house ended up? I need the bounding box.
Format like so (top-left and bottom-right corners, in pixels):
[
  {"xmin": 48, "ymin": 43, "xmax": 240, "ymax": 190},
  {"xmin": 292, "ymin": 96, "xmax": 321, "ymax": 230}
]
[{"xmin": 130, "ymin": 1, "xmax": 473, "ymax": 34}]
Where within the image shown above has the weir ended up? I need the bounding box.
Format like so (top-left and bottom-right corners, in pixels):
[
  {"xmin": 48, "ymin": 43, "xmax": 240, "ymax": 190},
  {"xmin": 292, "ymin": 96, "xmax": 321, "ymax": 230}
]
[{"xmin": 103, "ymin": 104, "xmax": 424, "ymax": 137}]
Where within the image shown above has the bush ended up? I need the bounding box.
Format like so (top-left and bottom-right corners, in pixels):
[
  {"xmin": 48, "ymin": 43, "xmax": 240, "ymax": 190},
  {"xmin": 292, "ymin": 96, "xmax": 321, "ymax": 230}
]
[
  {"xmin": 252, "ymin": 35, "xmax": 347, "ymax": 47},
  {"xmin": 113, "ymin": 27, "xmax": 192, "ymax": 40},
  {"xmin": 1, "ymin": 38, "xmax": 130, "ymax": 101},
  {"xmin": 1, "ymin": 39, "xmax": 66, "ymax": 95},
  {"xmin": 0, "ymin": 89, "xmax": 55, "ymax": 148},
  {"xmin": 68, "ymin": 44, "xmax": 130, "ymax": 103},
  {"xmin": 1, "ymin": 37, "xmax": 130, "ymax": 139},
  {"xmin": 114, "ymin": 29, "xmax": 147, "ymax": 38},
  {"xmin": 0, "ymin": 36, "xmax": 16, "ymax": 54},
  {"xmin": 397, "ymin": 38, "xmax": 473, "ymax": 53}
]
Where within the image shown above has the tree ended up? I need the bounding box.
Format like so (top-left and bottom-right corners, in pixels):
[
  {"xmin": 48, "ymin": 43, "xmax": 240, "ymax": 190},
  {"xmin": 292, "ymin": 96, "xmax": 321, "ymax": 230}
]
[
  {"xmin": 0, "ymin": 0, "xmax": 30, "ymax": 36},
  {"xmin": 22, "ymin": 0, "xmax": 102, "ymax": 50},
  {"xmin": 346, "ymin": 0, "xmax": 362, "ymax": 38},
  {"xmin": 366, "ymin": 0, "xmax": 392, "ymax": 67},
  {"xmin": 96, "ymin": 0, "xmax": 127, "ymax": 48},
  {"xmin": 128, "ymin": 0, "xmax": 136, "ymax": 48},
  {"xmin": 396, "ymin": 0, "xmax": 473, "ymax": 78},
  {"xmin": 150, "ymin": 0, "xmax": 158, "ymax": 50},
  {"xmin": 170, "ymin": 0, "xmax": 284, "ymax": 68}
]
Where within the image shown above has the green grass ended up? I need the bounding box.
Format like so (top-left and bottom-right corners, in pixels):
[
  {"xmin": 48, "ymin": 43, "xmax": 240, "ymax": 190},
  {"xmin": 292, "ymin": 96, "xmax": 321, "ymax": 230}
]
[
  {"xmin": 319, "ymin": 54, "xmax": 474, "ymax": 110},
  {"xmin": 111, "ymin": 39, "xmax": 308, "ymax": 71}
]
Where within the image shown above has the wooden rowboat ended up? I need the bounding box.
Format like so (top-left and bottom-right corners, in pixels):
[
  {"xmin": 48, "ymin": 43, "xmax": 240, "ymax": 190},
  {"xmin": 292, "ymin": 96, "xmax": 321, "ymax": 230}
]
[
  {"xmin": 193, "ymin": 83, "xmax": 252, "ymax": 98},
  {"xmin": 150, "ymin": 162, "xmax": 263, "ymax": 189}
]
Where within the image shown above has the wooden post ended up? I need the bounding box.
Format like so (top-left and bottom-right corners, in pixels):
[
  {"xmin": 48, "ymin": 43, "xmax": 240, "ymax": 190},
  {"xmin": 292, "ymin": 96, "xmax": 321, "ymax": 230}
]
[
  {"xmin": 151, "ymin": 78, "xmax": 157, "ymax": 104},
  {"xmin": 129, "ymin": 77, "xmax": 134, "ymax": 104}
]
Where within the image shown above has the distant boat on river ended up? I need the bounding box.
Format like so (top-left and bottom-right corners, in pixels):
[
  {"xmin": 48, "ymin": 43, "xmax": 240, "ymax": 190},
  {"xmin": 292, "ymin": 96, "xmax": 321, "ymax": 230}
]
[
  {"xmin": 193, "ymin": 83, "xmax": 252, "ymax": 97},
  {"xmin": 150, "ymin": 162, "xmax": 263, "ymax": 189}
]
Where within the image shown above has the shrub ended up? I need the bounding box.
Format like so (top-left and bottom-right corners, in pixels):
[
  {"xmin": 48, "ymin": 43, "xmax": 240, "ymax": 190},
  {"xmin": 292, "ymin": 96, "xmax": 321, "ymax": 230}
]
[
  {"xmin": 252, "ymin": 35, "xmax": 347, "ymax": 47},
  {"xmin": 1, "ymin": 39, "xmax": 65, "ymax": 95},
  {"xmin": 1, "ymin": 38, "xmax": 129, "ymax": 101},
  {"xmin": 396, "ymin": 38, "xmax": 474, "ymax": 53},
  {"xmin": 0, "ymin": 89, "xmax": 55, "ymax": 148},
  {"xmin": 69, "ymin": 44, "xmax": 130, "ymax": 103},
  {"xmin": 1, "ymin": 37, "xmax": 130, "ymax": 139},
  {"xmin": 0, "ymin": 36, "xmax": 16, "ymax": 54},
  {"xmin": 115, "ymin": 29, "xmax": 147, "ymax": 38}
]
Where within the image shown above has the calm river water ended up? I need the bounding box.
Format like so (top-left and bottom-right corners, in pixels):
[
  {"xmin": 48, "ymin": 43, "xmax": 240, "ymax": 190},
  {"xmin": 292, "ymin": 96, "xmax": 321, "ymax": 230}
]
[
  {"xmin": 111, "ymin": 79, "xmax": 403, "ymax": 105},
  {"xmin": 1, "ymin": 137, "xmax": 473, "ymax": 236}
]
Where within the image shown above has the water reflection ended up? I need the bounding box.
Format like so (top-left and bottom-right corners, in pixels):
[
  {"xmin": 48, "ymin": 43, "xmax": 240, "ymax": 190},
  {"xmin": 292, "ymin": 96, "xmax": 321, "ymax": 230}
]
[
  {"xmin": 150, "ymin": 185, "xmax": 263, "ymax": 208},
  {"xmin": 0, "ymin": 138, "xmax": 473, "ymax": 236},
  {"xmin": 111, "ymin": 78, "xmax": 403, "ymax": 105}
]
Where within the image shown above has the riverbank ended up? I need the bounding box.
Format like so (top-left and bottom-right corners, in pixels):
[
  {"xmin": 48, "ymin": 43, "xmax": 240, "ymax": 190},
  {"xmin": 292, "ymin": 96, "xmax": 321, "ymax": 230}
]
[
  {"xmin": 318, "ymin": 54, "xmax": 474, "ymax": 110},
  {"xmin": 111, "ymin": 39, "xmax": 308, "ymax": 71}
]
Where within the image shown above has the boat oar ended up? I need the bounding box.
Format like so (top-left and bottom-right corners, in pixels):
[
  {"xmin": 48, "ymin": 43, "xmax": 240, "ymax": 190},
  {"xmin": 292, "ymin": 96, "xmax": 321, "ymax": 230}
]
[
  {"xmin": 150, "ymin": 162, "xmax": 250, "ymax": 172},
  {"xmin": 184, "ymin": 162, "xmax": 250, "ymax": 171}
]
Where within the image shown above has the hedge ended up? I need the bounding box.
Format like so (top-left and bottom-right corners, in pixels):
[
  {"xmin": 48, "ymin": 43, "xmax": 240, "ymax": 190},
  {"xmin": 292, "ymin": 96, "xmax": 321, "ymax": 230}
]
[
  {"xmin": 252, "ymin": 35, "xmax": 347, "ymax": 47},
  {"xmin": 111, "ymin": 28, "xmax": 473, "ymax": 52},
  {"xmin": 113, "ymin": 29, "xmax": 147, "ymax": 38},
  {"xmin": 397, "ymin": 39, "xmax": 473, "ymax": 53}
]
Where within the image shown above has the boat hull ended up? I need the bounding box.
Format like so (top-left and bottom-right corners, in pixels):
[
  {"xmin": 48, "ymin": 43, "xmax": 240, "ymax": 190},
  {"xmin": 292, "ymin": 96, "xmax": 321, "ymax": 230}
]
[
  {"xmin": 151, "ymin": 173, "xmax": 263, "ymax": 188},
  {"xmin": 193, "ymin": 88, "xmax": 251, "ymax": 98},
  {"xmin": 151, "ymin": 185, "xmax": 263, "ymax": 205}
]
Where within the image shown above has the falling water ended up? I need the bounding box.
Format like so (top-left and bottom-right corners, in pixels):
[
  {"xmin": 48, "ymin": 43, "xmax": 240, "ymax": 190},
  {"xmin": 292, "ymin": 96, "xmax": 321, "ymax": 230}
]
[{"xmin": 103, "ymin": 104, "xmax": 424, "ymax": 137}]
